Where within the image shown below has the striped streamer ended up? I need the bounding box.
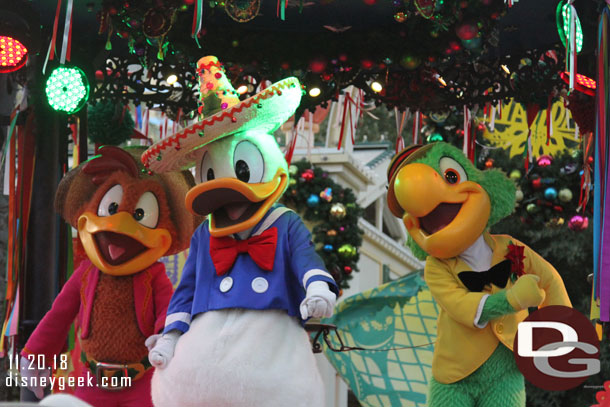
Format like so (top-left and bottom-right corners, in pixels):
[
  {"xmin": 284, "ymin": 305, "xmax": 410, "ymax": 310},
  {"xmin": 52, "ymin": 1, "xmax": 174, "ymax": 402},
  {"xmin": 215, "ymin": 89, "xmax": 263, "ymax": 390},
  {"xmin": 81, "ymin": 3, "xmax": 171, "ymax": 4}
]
[
  {"xmin": 192, "ymin": 0, "xmax": 203, "ymax": 48},
  {"xmin": 595, "ymin": 4, "xmax": 610, "ymax": 321}
]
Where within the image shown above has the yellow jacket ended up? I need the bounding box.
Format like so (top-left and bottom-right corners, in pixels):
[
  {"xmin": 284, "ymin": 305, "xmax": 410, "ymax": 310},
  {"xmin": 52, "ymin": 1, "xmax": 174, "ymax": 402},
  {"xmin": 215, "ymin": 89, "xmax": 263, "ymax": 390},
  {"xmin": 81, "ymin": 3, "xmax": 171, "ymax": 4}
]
[{"xmin": 424, "ymin": 233, "xmax": 571, "ymax": 384}]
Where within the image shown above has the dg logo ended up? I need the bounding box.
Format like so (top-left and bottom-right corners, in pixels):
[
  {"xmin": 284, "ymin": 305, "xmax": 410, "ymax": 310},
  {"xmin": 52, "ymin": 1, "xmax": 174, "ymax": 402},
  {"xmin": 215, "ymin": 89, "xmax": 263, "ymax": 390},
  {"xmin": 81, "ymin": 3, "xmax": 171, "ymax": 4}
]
[{"xmin": 513, "ymin": 305, "xmax": 600, "ymax": 391}]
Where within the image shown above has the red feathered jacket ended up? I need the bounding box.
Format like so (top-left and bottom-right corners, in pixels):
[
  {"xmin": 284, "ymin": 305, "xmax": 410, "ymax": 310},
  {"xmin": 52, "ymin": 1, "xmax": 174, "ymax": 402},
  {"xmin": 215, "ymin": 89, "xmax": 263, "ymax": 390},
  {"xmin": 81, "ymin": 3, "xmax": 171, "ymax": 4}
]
[{"xmin": 22, "ymin": 259, "xmax": 173, "ymax": 360}]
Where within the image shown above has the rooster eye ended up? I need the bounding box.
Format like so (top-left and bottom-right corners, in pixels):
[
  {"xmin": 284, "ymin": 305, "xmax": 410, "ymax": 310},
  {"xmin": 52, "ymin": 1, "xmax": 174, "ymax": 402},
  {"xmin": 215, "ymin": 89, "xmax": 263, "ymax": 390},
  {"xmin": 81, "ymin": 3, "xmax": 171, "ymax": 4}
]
[
  {"xmin": 98, "ymin": 185, "xmax": 123, "ymax": 217},
  {"xmin": 134, "ymin": 192, "xmax": 159, "ymax": 229}
]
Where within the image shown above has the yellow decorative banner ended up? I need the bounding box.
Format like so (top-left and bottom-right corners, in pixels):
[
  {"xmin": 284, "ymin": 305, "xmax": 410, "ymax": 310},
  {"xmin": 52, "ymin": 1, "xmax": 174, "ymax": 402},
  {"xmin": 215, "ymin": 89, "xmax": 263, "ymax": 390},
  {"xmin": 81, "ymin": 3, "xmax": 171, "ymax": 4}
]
[{"xmin": 483, "ymin": 99, "xmax": 580, "ymax": 158}]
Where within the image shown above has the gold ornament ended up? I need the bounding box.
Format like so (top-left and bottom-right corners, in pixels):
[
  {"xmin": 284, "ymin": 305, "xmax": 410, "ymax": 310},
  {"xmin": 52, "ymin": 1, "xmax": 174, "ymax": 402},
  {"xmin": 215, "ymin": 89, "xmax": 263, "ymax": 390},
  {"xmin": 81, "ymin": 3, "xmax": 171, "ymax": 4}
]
[
  {"xmin": 327, "ymin": 229, "xmax": 337, "ymax": 237},
  {"xmin": 330, "ymin": 203, "xmax": 347, "ymax": 219}
]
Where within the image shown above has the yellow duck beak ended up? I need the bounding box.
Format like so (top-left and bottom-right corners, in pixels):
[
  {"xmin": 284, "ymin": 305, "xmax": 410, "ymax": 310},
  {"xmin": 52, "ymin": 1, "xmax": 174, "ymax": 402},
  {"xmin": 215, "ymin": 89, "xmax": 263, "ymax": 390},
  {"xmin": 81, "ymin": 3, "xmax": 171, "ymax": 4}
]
[
  {"xmin": 77, "ymin": 211, "xmax": 172, "ymax": 276},
  {"xmin": 393, "ymin": 163, "xmax": 491, "ymax": 258},
  {"xmin": 185, "ymin": 168, "xmax": 288, "ymax": 237}
]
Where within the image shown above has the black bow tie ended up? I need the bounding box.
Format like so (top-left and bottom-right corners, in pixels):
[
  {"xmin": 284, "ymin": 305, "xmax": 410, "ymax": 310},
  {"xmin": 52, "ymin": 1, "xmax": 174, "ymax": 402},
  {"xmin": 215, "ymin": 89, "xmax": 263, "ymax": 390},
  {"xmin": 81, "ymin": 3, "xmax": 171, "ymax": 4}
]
[{"xmin": 457, "ymin": 260, "xmax": 512, "ymax": 292}]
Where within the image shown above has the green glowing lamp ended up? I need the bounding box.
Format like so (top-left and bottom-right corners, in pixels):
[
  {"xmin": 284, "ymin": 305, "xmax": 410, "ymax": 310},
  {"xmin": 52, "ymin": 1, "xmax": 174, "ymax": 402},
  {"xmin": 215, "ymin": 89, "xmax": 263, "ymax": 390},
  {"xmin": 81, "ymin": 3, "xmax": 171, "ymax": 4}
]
[
  {"xmin": 45, "ymin": 66, "xmax": 89, "ymax": 114},
  {"xmin": 428, "ymin": 133, "xmax": 444, "ymax": 143},
  {"xmin": 556, "ymin": 0, "xmax": 583, "ymax": 54}
]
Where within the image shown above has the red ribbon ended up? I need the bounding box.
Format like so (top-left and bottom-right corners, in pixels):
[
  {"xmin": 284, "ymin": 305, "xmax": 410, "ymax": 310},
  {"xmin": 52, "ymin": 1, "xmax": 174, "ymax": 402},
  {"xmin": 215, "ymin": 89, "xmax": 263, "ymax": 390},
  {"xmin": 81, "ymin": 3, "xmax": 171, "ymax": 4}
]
[
  {"xmin": 49, "ymin": 0, "xmax": 62, "ymax": 61},
  {"xmin": 338, "ymin": 93, "xmax": 357, "ymax": 150}
]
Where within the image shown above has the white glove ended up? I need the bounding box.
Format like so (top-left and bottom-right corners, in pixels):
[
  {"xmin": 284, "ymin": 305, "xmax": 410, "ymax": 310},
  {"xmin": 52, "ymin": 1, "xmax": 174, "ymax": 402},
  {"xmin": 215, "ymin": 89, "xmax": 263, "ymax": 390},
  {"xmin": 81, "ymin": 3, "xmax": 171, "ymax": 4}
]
[
  {"xmin": 148, "ymin": 331, "xmax": 180, "ymax": 369},
  {"xmin": 19, "ymin": 355, "xmax": 50, "ymax": 399},
  {"xmin": 144, "ymin": 334, "xmax": 162, "ymax": 351},
  {"xmin": 299, "ymin": 281, "xmax": 337, "ymax": 320}
]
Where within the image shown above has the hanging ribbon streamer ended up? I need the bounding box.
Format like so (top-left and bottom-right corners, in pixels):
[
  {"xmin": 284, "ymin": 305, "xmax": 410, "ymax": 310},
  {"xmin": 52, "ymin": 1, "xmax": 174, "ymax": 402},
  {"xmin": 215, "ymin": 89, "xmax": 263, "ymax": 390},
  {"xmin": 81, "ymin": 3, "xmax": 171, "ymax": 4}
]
[
  {"xmin": 546, "ymin": 94, "xmax": 553, "ymax": 145},
  {"xmin": 524, "ymin": 103, "xmax": 540, "ymax": 171},
  {"xmin": 60, "ymin": 0, "xmax": 74, "ymax": 63},
  {"xmin": 394, "ymin": 108, "xmax": 407, "ymax": 153},
  {"xmin": 462, "ymin": 106, "xmax": 470, "ymax": 156},
  {"xmin": 490, "ymin": 105, "xmax": 496, "ymax": 132},
  {"xmin": 284, "ymin": 117, "xmax": 303, "ymax": 166},
  {"xmin": 595, "ymin": 4, "xmax": 610, "ymax": 321},
  {"xmin": 277, "ymin": 0, "xmax": 287, "ymax": 20},
  {"xmin": 192, "ymin": 0, "xmax": 203, "ymax": 48},
  {"xmin": 337, "ymin": 93, "xmax": 359, "ymax": 150},
  {"xmin": 412, "ymin": 110, "xmax": 421, "ymax": 145}
]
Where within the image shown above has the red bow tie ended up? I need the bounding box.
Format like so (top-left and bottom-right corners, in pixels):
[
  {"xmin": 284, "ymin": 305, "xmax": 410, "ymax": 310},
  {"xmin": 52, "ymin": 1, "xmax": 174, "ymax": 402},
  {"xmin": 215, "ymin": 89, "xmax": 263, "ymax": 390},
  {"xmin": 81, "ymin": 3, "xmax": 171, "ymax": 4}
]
[{"xmin": 209, "ymin": 228, "xmax": 278, "ymax": 276}]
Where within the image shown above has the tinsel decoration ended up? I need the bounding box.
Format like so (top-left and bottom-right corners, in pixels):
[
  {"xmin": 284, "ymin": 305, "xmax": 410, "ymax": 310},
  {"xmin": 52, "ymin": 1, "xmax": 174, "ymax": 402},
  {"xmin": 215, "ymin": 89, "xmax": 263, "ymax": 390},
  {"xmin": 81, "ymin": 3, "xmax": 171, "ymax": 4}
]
[
  {"xmin": 281, "ymin": 160, "xmax": 363, "ymax": 289},
  {"xmin": 87, "ymin": 101, "xmax": 135, "ymax": 146}
]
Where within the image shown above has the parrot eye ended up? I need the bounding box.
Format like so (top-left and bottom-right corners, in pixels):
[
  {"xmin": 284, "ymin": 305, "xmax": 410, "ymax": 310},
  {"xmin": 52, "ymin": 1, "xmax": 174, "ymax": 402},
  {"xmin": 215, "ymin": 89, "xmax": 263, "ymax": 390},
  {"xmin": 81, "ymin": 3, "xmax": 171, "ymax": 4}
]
[
  {"xmin": 98, "ymin": 185, "xmax": 123, "ymax": 217},
  {"xmin": 439, "ymin": 157, "xmax": 468, "ymax": 185},
  {"xmin": 233, "ymin": 140, "xmax": 264, "ymax": 183}
]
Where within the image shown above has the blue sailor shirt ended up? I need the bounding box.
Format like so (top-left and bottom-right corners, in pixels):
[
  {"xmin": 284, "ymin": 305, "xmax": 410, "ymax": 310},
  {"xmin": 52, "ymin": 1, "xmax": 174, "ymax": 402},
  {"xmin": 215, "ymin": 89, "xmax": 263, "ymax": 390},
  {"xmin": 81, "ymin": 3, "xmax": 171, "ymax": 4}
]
[{"xmin": 163, "ymin": 205, "xmax": 339, "ymax": 334}]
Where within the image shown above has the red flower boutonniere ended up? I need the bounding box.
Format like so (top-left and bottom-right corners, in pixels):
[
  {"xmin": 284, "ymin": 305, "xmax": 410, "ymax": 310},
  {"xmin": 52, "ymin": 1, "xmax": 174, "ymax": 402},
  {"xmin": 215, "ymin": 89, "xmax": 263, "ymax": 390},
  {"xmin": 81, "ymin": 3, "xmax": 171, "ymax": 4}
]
[{"xmin": 506, "ymin": 242, "xmax": 525, "ymax": 282}]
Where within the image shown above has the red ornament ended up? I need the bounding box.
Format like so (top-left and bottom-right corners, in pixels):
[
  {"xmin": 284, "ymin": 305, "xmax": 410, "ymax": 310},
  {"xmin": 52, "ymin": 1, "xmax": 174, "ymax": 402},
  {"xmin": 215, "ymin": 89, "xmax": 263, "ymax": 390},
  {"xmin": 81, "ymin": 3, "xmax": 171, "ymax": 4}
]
[
  {"xmin": 309, "ymin": 58, "xmax": 327, "ymax": 74},
  {"xmin": 360, "ymin": 59, "xmax": 374, "ymax": 70},
  {"xmin": 280, "ymin": 62, "xmax": 290, "ymax": 70},
  {"xmin": 536, "ymin": 155, "xmax": 553, "ymax": 167},
  {"xmin": 344, "ymin": 266, "xmax": 353, "ymax": 274},
  {"xmin": 301, "ymin": 169, "xmax": 315, "ymax": 182},
  {"xmin": 531, "ymin": 178, "xmax": 542, "ymax": 189},
  {"xmin": 0, "ymin": 36, "xmax": 28, "ymax": 73},
  {"xmin": 485, "ymin": 159, "xmax": 494, "ymax": 169},
  {"xmin": 450, "ymin": 41, "xmax": 462, "ymax": 51},
  {"xmin": 568, "ymin": 215, "xmax": 589, "ymax": 231},
  {"xmin": 363, "ymin": 0, "xmax": 377, "ymax": 5},
  {"xmin": 338, "ymin": 54, "xmax": 348, "ymax": 62},
  {"xmin": 456, "ymin": 22, "xmax": 478, "ymax": 40}
]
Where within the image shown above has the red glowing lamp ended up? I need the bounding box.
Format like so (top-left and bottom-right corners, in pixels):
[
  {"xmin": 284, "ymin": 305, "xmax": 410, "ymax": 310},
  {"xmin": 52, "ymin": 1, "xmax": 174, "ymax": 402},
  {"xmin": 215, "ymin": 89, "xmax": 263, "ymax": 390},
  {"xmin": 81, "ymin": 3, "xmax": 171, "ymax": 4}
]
[
  {"xmin": 560, "ymin": 71, "xmax": 596, "ymax": 96},
  {"xmin": 0, "ymin": 36, "xmax": 28, "ymax": 73}
]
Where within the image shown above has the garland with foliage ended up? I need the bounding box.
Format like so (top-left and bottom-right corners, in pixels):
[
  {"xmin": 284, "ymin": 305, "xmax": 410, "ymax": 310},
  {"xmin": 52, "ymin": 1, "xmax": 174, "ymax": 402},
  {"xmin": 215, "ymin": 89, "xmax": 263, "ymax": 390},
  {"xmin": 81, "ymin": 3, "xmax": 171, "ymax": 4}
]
[{"xmin": 281, "ymin": 159, "xmax": 364, "ymax": 292}]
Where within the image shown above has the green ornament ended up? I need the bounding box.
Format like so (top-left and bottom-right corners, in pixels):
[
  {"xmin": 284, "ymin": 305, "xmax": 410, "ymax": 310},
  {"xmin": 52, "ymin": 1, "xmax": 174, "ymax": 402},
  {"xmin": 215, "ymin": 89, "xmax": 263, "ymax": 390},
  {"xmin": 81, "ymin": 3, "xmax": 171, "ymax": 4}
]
[
  {"xmin": 289, "ymin": 179, "xmax": 297, "ymax": 186},
  {"xmin": 558, "ymin": 188, "xmax": 573, "ymax": 203},
  {"xmin": 289, "ymin": 165, "xmax": 298, "ymax": 176},
  {"xmin": 509, "ymin": 169, "xmax": 521, "ymax": 180},
  {"xmin": 526, "ymin": 203, "xmax": 539, "ymax": 214},
  {"xmin": 338, "ymin": 244, "xmax": 357, "ymax": 259},
  {"xmin": 427, "ymin": 133, "xmax": 443, "ymax": 142}
]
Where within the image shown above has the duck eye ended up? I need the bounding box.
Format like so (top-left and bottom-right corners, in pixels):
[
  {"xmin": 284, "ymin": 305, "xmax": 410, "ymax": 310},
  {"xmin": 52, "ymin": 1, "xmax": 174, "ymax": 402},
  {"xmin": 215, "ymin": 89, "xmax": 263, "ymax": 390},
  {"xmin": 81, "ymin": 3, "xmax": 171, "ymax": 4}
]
[
  {"xmin": 134, "ymin": 192, "xmax": 159, "ymax": 228},
  {"xmin": 199, "ymin": 151, "xmax": 215, "ymax": 182},
  {"xmin": 439, "ymin": 157, "xmax": 468, "ymax": 185},
  {"xmin": 233, "ymin": 140, "xmax": 264, "ymax": 183},
  {"xmin": 98, "ymin": 185, "xmax": 123, "ymax": 217},
  {"xmin": 235, "ymin": 160, "xmax": 250, "ymax": 182}
]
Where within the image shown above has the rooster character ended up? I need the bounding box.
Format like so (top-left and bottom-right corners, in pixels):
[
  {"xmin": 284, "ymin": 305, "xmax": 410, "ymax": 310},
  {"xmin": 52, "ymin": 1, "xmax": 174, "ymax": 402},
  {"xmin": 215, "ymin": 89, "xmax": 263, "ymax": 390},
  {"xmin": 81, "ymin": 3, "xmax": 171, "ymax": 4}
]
[
  {"xmin": 387, "ymin": 142, "xmax": 571, "ymax": 407},
  {"xmin": 20, "ymin": 146, "xmax": 200, "ymax": 407},
  {"xmin": 142, "ymin": 56, "xmax": 339, "ymax": 407}
]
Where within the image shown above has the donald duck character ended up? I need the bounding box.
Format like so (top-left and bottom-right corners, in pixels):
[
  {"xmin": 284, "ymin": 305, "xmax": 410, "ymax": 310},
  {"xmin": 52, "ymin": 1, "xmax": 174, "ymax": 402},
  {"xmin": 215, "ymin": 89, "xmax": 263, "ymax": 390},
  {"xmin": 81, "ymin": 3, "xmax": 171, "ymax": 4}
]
[
  {"xmin": 142, "ymin": 56, "xmax": 339, "ymax": 407},
  {"xmin": 386, "ymin": 142, "xmax": 571, "ymax": 407}
]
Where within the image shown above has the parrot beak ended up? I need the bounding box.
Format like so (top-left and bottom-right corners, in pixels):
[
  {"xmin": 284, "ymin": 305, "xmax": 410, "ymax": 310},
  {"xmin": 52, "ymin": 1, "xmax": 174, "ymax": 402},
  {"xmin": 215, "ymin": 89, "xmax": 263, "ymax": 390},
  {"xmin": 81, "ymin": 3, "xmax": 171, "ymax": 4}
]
[{"xmin": 392, "ymin": 163, "xmax": 491, "ymax": 258}]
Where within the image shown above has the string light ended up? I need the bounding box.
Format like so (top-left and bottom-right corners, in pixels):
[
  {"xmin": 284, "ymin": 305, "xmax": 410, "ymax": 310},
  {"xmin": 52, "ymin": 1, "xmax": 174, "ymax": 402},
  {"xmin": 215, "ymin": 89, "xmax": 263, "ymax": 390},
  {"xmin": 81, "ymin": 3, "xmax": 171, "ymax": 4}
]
[
  {"xmin": 236, "ymin": 84, "xmax": 248, "ymax": 94},
  {"xmin": 45, "ymin": 66, "xmax": 90, "ymax": 114},
  {"xmin": 557, "ymin": 0, "xmax": 583, "ymax": 53},
  {"xmin": 370, "ymin": 81, "xmax": 383, "ymax": 93},
  {"xmin": 0, "ymin": 36, "xmax": 28, "ymax": 73},
  {"xmin": 166, "ymin": 74, "xmax": 178, "ymax": 85},
  {"xmin": 501, "ymin": 65, "xmax": 510, "ymax": 75},
  {"xmin": 309, "ymin": 87, "xmax": 321, "ymax": 97}
]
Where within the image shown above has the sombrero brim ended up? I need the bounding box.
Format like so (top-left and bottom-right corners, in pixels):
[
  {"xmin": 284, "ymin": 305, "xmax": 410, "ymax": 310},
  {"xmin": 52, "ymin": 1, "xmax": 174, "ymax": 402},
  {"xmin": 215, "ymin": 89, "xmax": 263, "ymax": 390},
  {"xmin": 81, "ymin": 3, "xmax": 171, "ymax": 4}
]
[{"xmin": 142, "ymin": 77, "xmax": 302, "ymax": 172}]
